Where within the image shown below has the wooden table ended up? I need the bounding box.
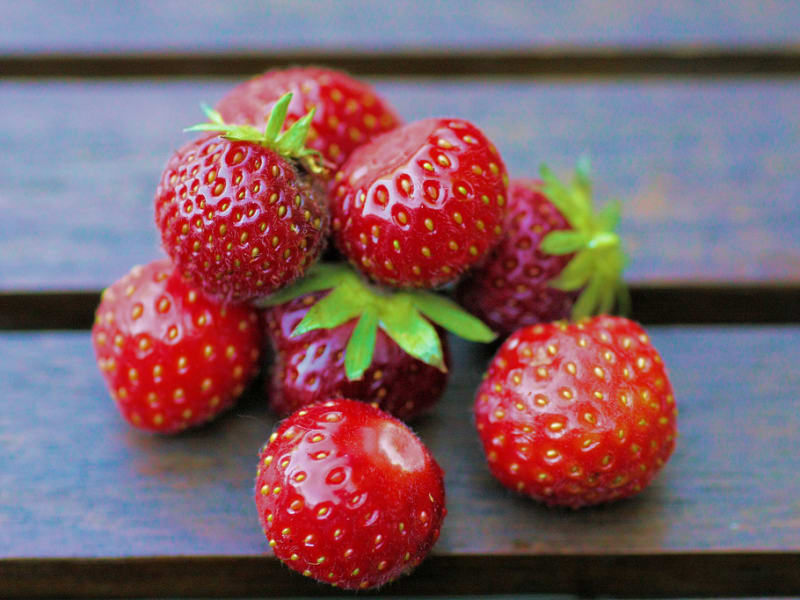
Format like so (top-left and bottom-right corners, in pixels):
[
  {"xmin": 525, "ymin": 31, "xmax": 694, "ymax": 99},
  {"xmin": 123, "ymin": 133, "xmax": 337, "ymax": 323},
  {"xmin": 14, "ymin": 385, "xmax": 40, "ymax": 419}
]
[{"xmin": 2, "ymin": 2, "xmax": 799, "ymax": 597}]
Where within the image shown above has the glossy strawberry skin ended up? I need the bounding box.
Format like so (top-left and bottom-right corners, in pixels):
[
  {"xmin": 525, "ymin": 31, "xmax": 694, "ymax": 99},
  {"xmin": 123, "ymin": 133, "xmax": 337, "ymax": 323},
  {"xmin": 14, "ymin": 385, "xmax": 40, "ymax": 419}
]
[
  {"xmin": 255, "ymin": 399, "xmax": 446, "ymax": 590},
  {"xmin": 474, "ymin": 316, "xmax": 677, "ymax": 508},
  {"xmin": 217, "ymin": 67, "xmax": 402, "ymax": 172},
  {"xmin": 155, "ymin": 133, "xmax": 328, "ymax": 302},
  {"xmin": 92, "ymin": 259, "xmax": 262, "ymax": 433},
  {"xmin": 457, "ymin": 179, "xmax": 577, "ymax": 335},
  {"xmin": 331, "ymin": 118, "xmax": 508, "ymax": 288},
  {"xmin": 263, "ymin": 292, "xmax": 450, "ymax": 420}
]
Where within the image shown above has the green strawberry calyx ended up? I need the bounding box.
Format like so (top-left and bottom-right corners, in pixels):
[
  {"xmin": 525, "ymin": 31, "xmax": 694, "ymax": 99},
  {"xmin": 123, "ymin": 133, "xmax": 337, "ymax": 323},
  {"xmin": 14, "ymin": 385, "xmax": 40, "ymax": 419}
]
[
  {"xmin": 185, "ymin": 92, "xmax": 327, "ymax": 175},
  {"xmin": 539, "ymin": 157, "xmax": 630, "ymax": 319},
  {"xmin": 257, "ymin": 263, "xmax": 496, "ymax": 381}
]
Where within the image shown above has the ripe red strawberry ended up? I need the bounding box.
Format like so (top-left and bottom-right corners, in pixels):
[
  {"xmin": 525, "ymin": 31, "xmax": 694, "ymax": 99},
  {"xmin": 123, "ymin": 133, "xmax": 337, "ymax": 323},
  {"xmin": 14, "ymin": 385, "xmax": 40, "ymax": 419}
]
[
  {"xmin": 155, "ymin": 94, "xmax": 329, "ymax": 302},
  {"xmin": 92, "ymin": 259, "xmax": 262, "ymax": 433},
  {"xmin": 217, "ymin": 66, "xmax": 402, "ymax": 172},
  {"xmin": 255, "ymin": 398, "xmax": 446, "ymax": 590},
  {"xmin": 330, "ymin": 118, "xmax": 509, "ymax": 288},
  {"xmin": 457, "ymin": 162, "xmax": 628, "ymax": 335},
  {"xmin": 257, "ymin": 263, "xmax": 494, "ymax": 419},
  {"xmin": 474, "ymin": 316, "xmax": 677, "ymax": 508},
  {"xmin": 263, "ymin": 291, "xmax": 450, "ymax": 420}
]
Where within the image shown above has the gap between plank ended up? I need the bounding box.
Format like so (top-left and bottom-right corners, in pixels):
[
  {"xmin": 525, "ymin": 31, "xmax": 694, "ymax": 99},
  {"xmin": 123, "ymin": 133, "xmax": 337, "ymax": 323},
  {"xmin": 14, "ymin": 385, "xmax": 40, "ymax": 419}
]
[
  {"xmin": 0, "ymin": 284, "xmax": 798, "ymax": 330},
  {"xmin": 1, "ymin": 552, "xmax": 798, "ymax": 598},
  {"xmin": 2, "ymin": 49, "xmax": 800, "ymax": 78}
]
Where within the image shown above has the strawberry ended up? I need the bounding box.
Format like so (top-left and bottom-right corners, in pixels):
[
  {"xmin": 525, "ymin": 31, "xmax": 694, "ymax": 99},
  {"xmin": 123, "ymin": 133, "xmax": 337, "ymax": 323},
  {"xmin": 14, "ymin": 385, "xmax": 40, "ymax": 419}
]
[
  {"xmin": 255, "ymin": 398, "xmax": 446, "ymax": 590},
  {"xmin": 216, "ymin": 66, "xmax": 402, "ymax": 172},
  {"xmin": 457, "ymin": 161, "xmax": 628, "ymax": 335},
  {"xmin": 155, "ymin": 93, "xmax": 329, "ymax": 302},
  {"xmin": 474, "ymin": 316, "xmax": 677, "ymax": 508},
  {"xmin": 258, "ymin": 263, "xmax": 495, "ymax": 419},
  {"xmin": 330, "ymin": 118, "xmax": 509, "ymax": 288},
  {"xmin": 92, "ymin": 259, "xmax": 262, "ymax": 433}
]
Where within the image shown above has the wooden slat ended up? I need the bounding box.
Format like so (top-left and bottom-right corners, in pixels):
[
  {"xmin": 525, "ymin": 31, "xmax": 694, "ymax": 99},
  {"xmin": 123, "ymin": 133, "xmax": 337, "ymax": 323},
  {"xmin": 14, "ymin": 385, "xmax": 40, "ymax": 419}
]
[
  {"xmin": 1, "ymin": 327, "xmax": 799, "ymax": 597},
  {"xmin": 1, "ymin": 78, "xmax": 798, "ymax": 290},
  {"xmin": 3, "ymin": 284, "xmax": 800, "ymax": 331},
  {"xmin": 3, "ymin": 1, "xmax": 799, "ymax": 55}
]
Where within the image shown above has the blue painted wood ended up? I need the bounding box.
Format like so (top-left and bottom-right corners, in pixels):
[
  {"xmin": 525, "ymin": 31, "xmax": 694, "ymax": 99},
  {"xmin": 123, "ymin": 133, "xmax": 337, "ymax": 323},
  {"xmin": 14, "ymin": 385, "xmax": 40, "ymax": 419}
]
[
  {"xmin": 1, "ymin": 78, "xmax": 798, "ymax": 289},
  {"xmin": 1, "ymin": 327, "xmax": 799, "ymax": 560},
  {"xmin": 1, "ymin": 0, "xmax": 798, "ymax": 54}
]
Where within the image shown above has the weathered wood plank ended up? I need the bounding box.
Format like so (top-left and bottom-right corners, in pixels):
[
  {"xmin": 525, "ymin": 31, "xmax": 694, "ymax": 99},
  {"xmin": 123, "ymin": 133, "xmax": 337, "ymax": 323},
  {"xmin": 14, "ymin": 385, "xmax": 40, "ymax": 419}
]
[
  {"xmin": 1, "ymin": 327, "xmax": 799, "ymax": 597},
  {"xmin": 1, "ymin": 78, "xmax": 798, "ymax": 290},
  {"xmin": 2, "ymin": 1, "xmax": 798, "ymax": 55}
]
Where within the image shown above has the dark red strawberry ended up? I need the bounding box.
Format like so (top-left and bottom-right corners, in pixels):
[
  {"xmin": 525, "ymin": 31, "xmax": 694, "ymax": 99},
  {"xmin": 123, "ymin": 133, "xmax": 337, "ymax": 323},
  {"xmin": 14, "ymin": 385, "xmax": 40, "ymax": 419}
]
[
  {"xmin": 457, "ymin": 162, "xmax": 628, "ymax": 335},
  {"xmin": 217, "ymin": 66, "xmax": 402, "ymax": 172},
  {"xmin": 330, "ymin": 118, "xmax": 508, "ymax": 288},
  {"xmin": 263, "ymin": 291, "xmax": 449, "ymax": 420},
  {"xmin": 255, "ymin": 398, "xmax": 446, "ymax": 590},
  {"xmin": 258, "ymin": 263, "xmax": 494, "ymax": 420},
  {"xmin": 155, "ymin": 94, "xmax": 329, "ymax": 302},
  {"xmin": 92, "ymin": 259, "xmax": 262, "ymax": 433},
  {"xmin": 474, "ymin": 316, "xmax": 677, "ymax": 508}
]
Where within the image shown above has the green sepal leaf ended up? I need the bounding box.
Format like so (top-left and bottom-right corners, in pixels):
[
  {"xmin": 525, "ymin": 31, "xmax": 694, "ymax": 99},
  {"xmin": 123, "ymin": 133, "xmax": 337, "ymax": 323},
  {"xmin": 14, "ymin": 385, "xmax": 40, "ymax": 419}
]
[
  {"xmin": 549, "ymin": 249, "xmax": 595, "ymax": 291},
  {"xmin": 540, "ymin": 230, "xmax": 592, "ymax": 255},
  {"xmin": 344, "ymin": 309, "xmax": 378, "ymax": 381},
  {"xmin": 407, "ymin": 291, "xmax": 496, "ymax": 343},
  {"xmin": 571, "ymin": 274, "xmax": 604, "ymax": 320},
  {"xmin": 595, "ymin": 200, "xmax": 621, "ymax": 232},
  {"xmin": 541, "ymin": 159, "xmax": 630, "ymax": 320},
  {"xmin": 276, "ymin": 107, "xmax": 316, "ymax": 156},
  {"xmin": 256, "ymin": 263, "xmax": 352, "ymax": 307},
  {"xmin": 380, "ymin": 298, "xmax": 446, "ymax": 372},
  {"xmin": 183, "ymin": 93, "xmax": 324, "ymax": 173},
  {"xmin": 265, "ymin": 92, "xmax": 292, "ymax": 143},
  {"xmin": 291, "ymin": 285, "xmax": 364, "ymax": 336}
]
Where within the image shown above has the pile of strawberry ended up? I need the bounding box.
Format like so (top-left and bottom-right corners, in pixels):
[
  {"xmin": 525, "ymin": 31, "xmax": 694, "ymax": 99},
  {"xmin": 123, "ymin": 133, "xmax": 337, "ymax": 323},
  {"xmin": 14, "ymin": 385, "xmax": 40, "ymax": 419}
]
[{"xmin": 91, "ymin": 67, "xmax": 677, "ymax": 590}]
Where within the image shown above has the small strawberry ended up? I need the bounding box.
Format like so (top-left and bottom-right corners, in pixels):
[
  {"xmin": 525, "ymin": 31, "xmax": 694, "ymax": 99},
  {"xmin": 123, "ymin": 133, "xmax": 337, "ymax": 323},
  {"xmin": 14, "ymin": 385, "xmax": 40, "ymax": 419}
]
[
  {"xmin": 255, "ymin": 398, "xmax": 446, "ymax": 590},
  {"xmin": 330, "ymin": 118, "xmax": 509, "ymax": 288},
  {"xmin": 217, "ymin": 66, "xmax": 402, "ymax": 172},
  {"xmin": 474, "ymin": 316, "xmax": 677, "ymax": 508},
  {"xmin": 457, "ymin": 161, "xmax": 628, "ymax": 335},
  {"xmin": 92, "ymin": 259, "xmax": 262, "ymax": 433},
  {"xmin": 258, "ymin": 263, "xmax": 494, "ymax": 420},
  {"xmin": 155, "ymin": 93, "xmax": 329, "ymax": 302}
]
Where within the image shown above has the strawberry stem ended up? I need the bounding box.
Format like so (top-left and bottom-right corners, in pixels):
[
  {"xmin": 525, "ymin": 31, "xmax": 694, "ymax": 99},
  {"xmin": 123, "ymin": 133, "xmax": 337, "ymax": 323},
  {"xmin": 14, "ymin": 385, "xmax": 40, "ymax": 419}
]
[
  {"xmin": 539, "ymin": 159, "xmax": 629, "ymax": 320},
  {"xmin": 257, "ymin": 263, "xmax": 496, "ymax": 381},
  {"xmin": 185, "ymin": 92, "xmax": 327, "ymax": 175}
]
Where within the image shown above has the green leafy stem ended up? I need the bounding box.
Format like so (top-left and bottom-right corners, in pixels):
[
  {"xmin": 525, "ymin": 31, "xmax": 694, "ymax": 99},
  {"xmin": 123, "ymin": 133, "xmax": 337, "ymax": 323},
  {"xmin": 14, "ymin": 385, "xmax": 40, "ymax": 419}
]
[
  {"xmin": 539, "ymin": 158, "xmax": 630, "ymax": 319},
  {"xmin": 257, "ymin": 264, "xmax": 497, "ymax": 381},
  {"xmin": 185, "ymin": 92, "xmax": 327, "ymax": 175}
]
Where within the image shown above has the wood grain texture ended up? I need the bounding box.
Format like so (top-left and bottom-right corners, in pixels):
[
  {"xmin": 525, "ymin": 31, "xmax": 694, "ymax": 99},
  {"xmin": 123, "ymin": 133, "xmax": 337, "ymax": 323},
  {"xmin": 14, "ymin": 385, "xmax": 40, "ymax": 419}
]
[
  {"xmin": 1, "ymin": 328, "xmax": 799, "ymax": 596},
  {"xmin": 2, "ymin": 0, "xmax": 799, "ymax": 55},
  {"xmin": 2, "ymin": 79, "xmax": 799, "ymax": 290}
]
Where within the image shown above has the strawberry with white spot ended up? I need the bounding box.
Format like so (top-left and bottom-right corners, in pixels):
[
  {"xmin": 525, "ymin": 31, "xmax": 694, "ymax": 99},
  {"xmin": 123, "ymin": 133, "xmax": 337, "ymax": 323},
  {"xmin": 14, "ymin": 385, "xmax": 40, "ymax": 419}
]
[
  {"xmin": 92, "ymin": 259, "xmax": 262, "ymax": 433},
  {"xmin": 255, "ymin": 398, "xmax": 446, "ymax": 589}
]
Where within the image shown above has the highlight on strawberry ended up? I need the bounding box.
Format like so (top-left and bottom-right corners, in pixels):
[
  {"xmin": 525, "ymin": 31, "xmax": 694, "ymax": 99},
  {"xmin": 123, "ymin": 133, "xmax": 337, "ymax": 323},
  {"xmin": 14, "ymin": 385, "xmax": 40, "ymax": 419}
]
[
  {"xmin": 255, "ymin": 398, "xmax": 446, "ymax": 590},
  {"xmin": 92, "ymin": 259, "xmax": 262, "ymax": 434},
  {"xmin": 457, "ymin": 158, "xmax": 629, "ymax": 335},
  {"xmin": 257, "ymin": 262, "xmax": 496, "ymax": 419},
  {"xmin": 155, "ymin": 92, "xmax": 329, "ymax": 303}
]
